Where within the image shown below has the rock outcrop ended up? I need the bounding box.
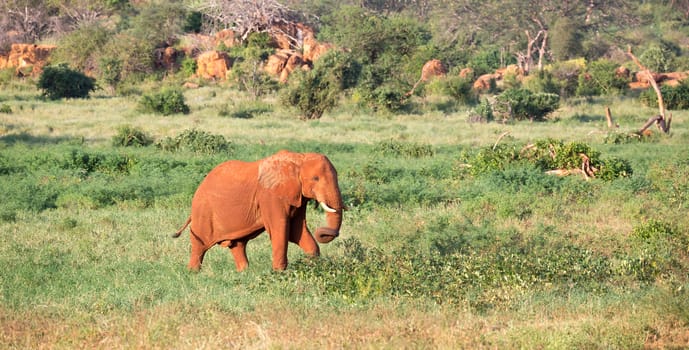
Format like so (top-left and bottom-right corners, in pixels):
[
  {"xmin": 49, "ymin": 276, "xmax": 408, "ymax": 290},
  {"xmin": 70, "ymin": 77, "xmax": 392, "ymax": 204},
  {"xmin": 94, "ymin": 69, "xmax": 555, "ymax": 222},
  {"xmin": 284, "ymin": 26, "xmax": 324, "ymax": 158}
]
[{"xmin": 0, "ymin": 43, "xmax": 56, "ymax": 77}]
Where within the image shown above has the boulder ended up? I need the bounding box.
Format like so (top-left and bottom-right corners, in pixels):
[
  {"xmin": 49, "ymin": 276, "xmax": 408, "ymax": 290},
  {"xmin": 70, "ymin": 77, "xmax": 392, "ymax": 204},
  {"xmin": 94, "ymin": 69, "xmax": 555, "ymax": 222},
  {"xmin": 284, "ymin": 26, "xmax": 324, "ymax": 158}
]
[
  {"xmin": 0, "ymin": 43, "xmax": 56, "ymax": 77},
  {"xmin": 196, "ymin": 50, "xmax": 232, "ymax": 80},
  {"xmin": 420, "ymin": 59, "xmax": 447, "ymax": 81},
  {"xmin": 264, "ymin": 49, "xmax": 292, "ymax": 77},
  {"xmin": 279, "ymin": 53, "xmax": 303, "ymax": 83}
]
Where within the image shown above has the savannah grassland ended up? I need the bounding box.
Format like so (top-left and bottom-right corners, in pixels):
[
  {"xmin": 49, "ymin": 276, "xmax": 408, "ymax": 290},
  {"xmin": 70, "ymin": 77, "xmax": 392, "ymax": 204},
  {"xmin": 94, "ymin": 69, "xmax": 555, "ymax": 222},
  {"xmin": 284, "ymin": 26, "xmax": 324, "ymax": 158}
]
[{"xmin": 1, "ymin": 79, "xmax": 689, "ymax": 349}]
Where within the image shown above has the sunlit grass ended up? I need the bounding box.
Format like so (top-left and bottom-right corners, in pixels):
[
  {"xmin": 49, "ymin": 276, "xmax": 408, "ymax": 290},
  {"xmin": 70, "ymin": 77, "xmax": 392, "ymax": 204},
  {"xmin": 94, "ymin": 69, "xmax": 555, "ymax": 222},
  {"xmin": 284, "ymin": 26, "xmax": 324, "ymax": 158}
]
[{"xmin": 1, "ymin": 81, "xmax": 689, "ymax": 348}]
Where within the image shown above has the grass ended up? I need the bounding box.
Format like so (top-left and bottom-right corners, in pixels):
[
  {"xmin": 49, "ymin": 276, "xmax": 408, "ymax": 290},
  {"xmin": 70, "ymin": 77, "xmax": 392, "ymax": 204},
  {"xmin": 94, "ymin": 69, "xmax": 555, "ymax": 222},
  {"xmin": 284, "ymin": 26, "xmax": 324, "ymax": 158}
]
[{"xmin": 1, "ymin": 80, "xmax": 689, "ymax": 348}]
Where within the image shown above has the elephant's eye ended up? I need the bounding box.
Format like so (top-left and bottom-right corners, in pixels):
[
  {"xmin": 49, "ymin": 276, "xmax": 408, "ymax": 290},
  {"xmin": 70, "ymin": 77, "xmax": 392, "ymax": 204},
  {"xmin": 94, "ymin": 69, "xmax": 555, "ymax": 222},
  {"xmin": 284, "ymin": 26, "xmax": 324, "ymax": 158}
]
[{"xmin": 312, "ymin": 176, "xmax": 319, "ymax": 181}]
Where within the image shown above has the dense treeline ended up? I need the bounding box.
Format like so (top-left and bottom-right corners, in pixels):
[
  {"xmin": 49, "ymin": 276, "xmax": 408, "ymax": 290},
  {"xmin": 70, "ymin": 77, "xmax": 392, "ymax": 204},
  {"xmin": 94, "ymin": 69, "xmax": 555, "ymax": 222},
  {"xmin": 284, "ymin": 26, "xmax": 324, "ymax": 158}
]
[{"xmin": 2, "ymin": 0, "xmax": 689, "ymax": 117}]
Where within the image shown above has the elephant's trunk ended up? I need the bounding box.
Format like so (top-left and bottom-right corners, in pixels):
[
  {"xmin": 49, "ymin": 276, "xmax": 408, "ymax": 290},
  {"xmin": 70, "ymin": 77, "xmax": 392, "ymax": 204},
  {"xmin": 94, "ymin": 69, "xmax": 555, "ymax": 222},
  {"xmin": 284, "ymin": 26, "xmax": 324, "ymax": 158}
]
[{"xmin": 315, "ymin": 207, "xmax": 342, "ymax": 243}]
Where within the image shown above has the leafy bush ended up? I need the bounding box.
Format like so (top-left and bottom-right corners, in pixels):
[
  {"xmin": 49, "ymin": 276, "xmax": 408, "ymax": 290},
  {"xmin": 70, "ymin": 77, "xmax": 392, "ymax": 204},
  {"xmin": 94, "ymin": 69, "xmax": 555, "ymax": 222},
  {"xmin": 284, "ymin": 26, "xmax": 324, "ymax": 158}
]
[
  {"xmin": 112, "ymin": 125, "xmax": 153, "ymax": 147},
  {"xmin": 63, "ymin": 149, "xmax": 134, "ymax": 177},
  {"xmin": 640, "ymin": 45, "xmax": 675, "ymax": 73},
  {"xmin": 460, "ymin": 138, "xmax": 632, "ymax": 181},
  {"xmin": 280, "ymin": 66, "xmax": 340, "ymax": 120},
  {"xmin": 180, "ymin": 57, "xmax": 197, "ymax": 77},
  {"xmin": 427, "ymin": 74, "xmax": 476, "ymax": 105},
  {"xmin": 639, "ymin": 80, "xmax": 689, "ymax": 110},
  {"xmin": 492, "ymin": 88, "xmax": 560, "ymax": 121},
  {"xmin": 138, "ymin": 88, "xmax": 190, "ymax": 115},
  {"xmin": 0, "ymin": 104, "xmax": 11, "ymax": 113},
  {"xmin": 52, "ymin": 24, "xmax": 111, "ymax": 72},
  {"xmin": 98, "ymin": 57, "xmax": 123, "ymax": 93},
  {"xmin": 156, "ymin": 129, "xmax": 231, "ymax": 155},
  {"xmin": 576, "ymin": 59, "xmax": 629, "ymax": 96},
  {"xmin": 37, "ymin": 64, "xmax": 96, "ymax": 100}
]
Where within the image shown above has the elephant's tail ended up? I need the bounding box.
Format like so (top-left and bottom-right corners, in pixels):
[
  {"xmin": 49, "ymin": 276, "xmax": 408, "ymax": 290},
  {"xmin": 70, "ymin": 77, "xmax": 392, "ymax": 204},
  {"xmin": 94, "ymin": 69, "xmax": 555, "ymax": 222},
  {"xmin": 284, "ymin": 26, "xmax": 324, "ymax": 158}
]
[{"xmin": 171, "ymin": 216, "xmax": 191, "ymax": 238}]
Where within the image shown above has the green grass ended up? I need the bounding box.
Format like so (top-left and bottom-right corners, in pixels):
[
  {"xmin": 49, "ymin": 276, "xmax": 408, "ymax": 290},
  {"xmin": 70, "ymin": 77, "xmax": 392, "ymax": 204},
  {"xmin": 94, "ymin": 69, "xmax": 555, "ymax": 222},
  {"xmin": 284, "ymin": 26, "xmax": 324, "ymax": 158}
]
[{"xmin": 1, "ymin": 82, "xmax": 689, "ymax": 348}]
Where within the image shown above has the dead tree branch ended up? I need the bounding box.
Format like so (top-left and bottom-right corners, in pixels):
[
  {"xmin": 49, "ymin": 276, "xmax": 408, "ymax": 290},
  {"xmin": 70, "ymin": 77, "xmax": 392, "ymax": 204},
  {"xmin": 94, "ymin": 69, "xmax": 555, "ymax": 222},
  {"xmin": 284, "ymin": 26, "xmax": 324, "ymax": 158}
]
[{"xmin": 627, "ymin": 46, "xmax": 671, "ymax": 133}]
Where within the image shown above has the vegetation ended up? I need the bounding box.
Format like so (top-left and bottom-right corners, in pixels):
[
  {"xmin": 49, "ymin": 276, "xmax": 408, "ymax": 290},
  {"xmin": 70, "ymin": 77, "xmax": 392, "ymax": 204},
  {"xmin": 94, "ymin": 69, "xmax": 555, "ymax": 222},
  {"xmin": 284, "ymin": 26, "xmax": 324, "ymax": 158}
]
[
  {"xmin": 2, "ymin": 80, "xmax": 689, "ymax": 348},
  {"xmin": 1, "ymin": 0, "xmax": 689, "ymax": 348},
  {"xmin": 37, "ymin": 64, "xmax": 96, "ymax": 100}
]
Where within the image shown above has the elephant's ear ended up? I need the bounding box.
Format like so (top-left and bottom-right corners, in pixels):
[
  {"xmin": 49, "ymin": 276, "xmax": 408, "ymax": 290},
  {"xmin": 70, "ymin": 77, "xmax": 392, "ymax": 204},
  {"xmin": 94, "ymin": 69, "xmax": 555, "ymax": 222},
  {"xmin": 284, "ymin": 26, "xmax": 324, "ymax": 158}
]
[{"xmin": 258, "ymin": 152, "xmax": 303, "ymax": 207}]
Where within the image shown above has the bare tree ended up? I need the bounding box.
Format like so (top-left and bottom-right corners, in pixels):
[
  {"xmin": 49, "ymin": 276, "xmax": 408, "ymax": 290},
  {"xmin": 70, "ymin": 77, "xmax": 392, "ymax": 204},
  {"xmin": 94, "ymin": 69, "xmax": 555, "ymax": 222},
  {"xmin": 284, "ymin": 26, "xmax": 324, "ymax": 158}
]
[
  {"xmin": 0, "ymin": 1, "xmax": 56, "ymax": 44},
  {"xmin": 192, "ymin": 0, "xmax": 302, "ymax": 46}
]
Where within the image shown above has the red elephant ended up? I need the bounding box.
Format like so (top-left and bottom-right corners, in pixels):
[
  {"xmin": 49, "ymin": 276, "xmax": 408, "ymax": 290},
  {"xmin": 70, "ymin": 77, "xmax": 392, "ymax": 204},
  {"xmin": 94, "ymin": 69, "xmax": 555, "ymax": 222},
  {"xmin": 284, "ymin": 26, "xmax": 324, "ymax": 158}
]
[{"xmin": 173, "ymin": 150, "xmax": 344, "ymax": 271}]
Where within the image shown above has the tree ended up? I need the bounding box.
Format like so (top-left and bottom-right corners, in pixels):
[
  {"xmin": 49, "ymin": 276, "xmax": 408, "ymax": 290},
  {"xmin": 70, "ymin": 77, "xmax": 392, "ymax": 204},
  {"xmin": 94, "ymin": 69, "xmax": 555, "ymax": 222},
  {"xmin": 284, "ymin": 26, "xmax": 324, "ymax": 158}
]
[{"xmin": 193, "ymin": 0, "xmax": 302, "ymax": 46}]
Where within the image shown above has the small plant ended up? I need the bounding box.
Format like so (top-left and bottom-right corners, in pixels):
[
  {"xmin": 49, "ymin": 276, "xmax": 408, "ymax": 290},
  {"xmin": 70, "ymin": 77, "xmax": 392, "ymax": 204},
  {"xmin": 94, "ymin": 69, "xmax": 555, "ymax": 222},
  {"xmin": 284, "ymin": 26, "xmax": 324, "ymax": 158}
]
[
  {"xmin": 639, "ymin": 81, "xmax": 689, "ymax": 110},
  {"xmin": 156, "ymin": 129, "xmax": 231, "ymax": 154},
  {"xmin": 37, "ymin": 63, "xmax": 96, "ymax": 100},
  {"xmin": 138, "ymin": 88, "xmax": 190, "ymax": 115},
  {"xmin": 0, "ymin": 104, "xmax": 11, "ymax": 114},
  {"xmin": 112, "ymin": 125, "xmax": 153, "ymax": 147}
]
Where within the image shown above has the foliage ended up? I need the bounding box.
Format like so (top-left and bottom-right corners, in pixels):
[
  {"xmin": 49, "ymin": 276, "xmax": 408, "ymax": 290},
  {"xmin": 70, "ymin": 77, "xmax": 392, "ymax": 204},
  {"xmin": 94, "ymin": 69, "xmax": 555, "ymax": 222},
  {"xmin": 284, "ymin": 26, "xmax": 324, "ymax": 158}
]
[
  {"xmin": 0, "ymin": 104, "xmax": 11, "ymax": 114},
  {"xmin": 37, "ymin": 64, "xmax": 96, "ymax": 100},
  {"xmin": 99, "ymin": 33, "xmax": 156, "ymax": 81},
  {"xmin": 639, "ymin": 44, "xmax": 676, "ymax": 73},
  {"xmin": 280, "ymin": 68, "xmax": 338, "ymax": 119},
  {"xmin": 468, "ymin": 47, "xmax": 505, "ymax": 76},
  {"xmin": 111, "ymin": 125, "xmax": 153, "ymax": 147},
  {"xmin": 460, "ymin": 138, "xmax": 632, "ymax": 181},
  {"xmin": 492, "ymin": 88, "xmax": 560, "ymax": 121},
  {"xmin": 98, "ymin": 57, "xmax": 123, "ymax": 93},
  {"xmin": 639, "ymin": 80, "xmax": 689, "ymax": 110},
  {"xmin": 549, "ymin": 17, "xmax": 584, "ymax": 61},
  {"xmin": 180, "ymin": 57, "xmax": 197, "ymax": 77},
  {"xmin": 156, "ymin": 129, "xmax": 231, "ymax": 155},
  {"xmin": 373, "ymin": 139, "xmax": 434, "ymax": 158},
  {"xmin": 426, "ymin": 74, "xmax": 476, "ymax": 105},
  {"xmin": 138, "ymin": 88, "xmax": 190, "ymax": 115},
  {"xmin": 319, "ymin": 6, "xmax": 428, "ymax": 112},
  {"xmin": 576, "ymin": 59, "xmax": 629, "ymax": 97},
  {"xmin": 52, "ymin": 24, "xmax": 111, "ymax": 72}
]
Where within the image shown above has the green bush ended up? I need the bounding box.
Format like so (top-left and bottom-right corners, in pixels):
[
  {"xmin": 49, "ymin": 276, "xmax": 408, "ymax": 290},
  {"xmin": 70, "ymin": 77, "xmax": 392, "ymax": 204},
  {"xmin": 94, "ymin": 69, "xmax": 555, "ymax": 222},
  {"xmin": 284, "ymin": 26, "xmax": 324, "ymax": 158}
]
[
  {"xmin": 0, "ymin": 104, "xmax": 11, "ymax": 113},
  {"xmin": 492, "ymin": 88, "xmax": 560, "ymax": 121},
  {"xmin": 52, "ymin": 24, "xmax": 110, "ymax": 72},
  {"xmin": 180, "ymin": 57, "xmax": 197, "ymax": 77},
  {"xmin": 460, "ymin": 138, "xmax": 632, "ymax": 181},
  {"xmin": 576, "ymin": 59, "xmax": 629, "ymax": 96},
  {"xmin": 639, "ymin": 80, "xmax": 689, "ymax": 110},
  {"xmin": 37, "ymin": 64, "xmax": 96, "ymax": 100},
  {"xmin": 156, "ymin": 129, "xmax": 231, "ymax": 155},
  {"xmin": 280, "ymin": 68, "xmax": 339, "ymax": 120},
  {"xmin": 112, "ymin": 125, "xmax": 153, "ymax": 147},
  {"xmin": 138, "ymin": 88, "xmax": 190, "ymax": 115}
]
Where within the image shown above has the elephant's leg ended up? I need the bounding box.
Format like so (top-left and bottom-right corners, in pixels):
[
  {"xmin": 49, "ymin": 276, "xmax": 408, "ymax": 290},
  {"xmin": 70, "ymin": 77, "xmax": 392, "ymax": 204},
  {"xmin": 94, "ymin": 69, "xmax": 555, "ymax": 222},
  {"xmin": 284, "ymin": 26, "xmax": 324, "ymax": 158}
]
[
  {"xmin": 264, "ymin": 215, "xmax": 290, "ymax": 270},
  {"xmin": 229, "ymin": 240, "xmax": 249, "ymax": 272},
  {"xmin": 188, "ymin": 231, "xmax": 207, "ymax": 271},
  {"xmin": 289, "ymin": 207, "xmax": 320, "ymax": 257}
]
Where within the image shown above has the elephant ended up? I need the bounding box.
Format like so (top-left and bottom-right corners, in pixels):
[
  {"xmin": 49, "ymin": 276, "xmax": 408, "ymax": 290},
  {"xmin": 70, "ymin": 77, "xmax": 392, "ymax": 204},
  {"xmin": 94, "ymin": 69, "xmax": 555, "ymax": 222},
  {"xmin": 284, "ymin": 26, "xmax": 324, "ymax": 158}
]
[{"xmin": 172, "ymin": 150, "xmax": 344, "ymax": 271}]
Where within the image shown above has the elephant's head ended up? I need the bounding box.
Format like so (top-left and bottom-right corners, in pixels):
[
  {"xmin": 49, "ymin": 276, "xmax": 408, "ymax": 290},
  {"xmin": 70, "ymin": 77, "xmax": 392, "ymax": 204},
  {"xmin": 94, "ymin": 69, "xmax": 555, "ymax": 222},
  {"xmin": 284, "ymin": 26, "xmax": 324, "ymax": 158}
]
[{"xmin": 258, "ymin": 151, "xmax": 344, "ymax": 243}]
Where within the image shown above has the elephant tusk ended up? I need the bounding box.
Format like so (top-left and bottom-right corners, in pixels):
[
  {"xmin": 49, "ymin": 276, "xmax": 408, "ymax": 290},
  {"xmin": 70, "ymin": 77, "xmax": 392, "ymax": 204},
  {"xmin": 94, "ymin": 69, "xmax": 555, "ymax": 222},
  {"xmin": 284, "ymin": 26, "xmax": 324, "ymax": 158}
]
[{"xmin": 320, "ymin": 201, "xmax": 337, "ymax": 213}]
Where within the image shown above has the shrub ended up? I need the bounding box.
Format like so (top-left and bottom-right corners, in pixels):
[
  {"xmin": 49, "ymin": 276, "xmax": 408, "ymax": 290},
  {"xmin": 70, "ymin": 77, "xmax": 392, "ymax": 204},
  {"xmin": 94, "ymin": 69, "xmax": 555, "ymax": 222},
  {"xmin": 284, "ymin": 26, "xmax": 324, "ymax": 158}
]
[
  {"xmin": 52, "ymin": 24, "xmax": 110, "ymax": 72},
  {"xmin": 180, "ymin": 57, "xmax": 197, "ymax": 77},
  {"xmin": 156, "ymin": 129, "xmax": 231, "ymax": 155},
  {"xmin": 492, "ymin": 88, "xmax": 560, "ymax": 121},
  {"xmin": 138, "ymin": 88, "xmax": 190, "ymax": 115},
  {"xmin": 639, "ymin": 81, "xmax": 689, "ymax": 110},
  {"xmin": 460, "ymin": 138, "xmax": 632, "ymax": 181},
  {"xmin": 112, "ymin": 125, "xmax": 153, "ymax": 147},
  {"xmin": 576, "ymin": 59, "xmax": 629, "ymax": 96},
  {"xmin": 37, "ymin": 64, "xmax": 96, "ymax": 100},
  {"xmin": 280, "ymin": 66, "xmax": 339, "ymax": 120},
  {"xmin": 98, "ymin": 57, "xmax": 123, "ymax": 93},
  {"xmin": 0, "ymin": 104, "xmax": 11, "ymax": 114}
]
